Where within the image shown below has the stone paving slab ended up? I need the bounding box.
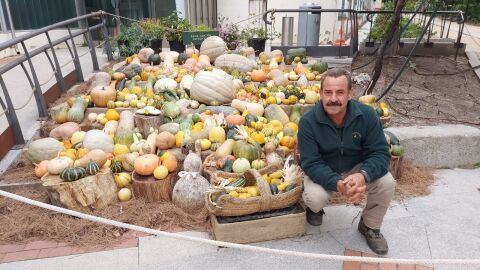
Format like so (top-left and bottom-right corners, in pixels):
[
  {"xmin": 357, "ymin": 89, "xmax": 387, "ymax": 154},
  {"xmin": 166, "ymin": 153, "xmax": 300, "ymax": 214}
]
[{"xmin": 1, "ymin": 169, "xmax": 480, "ymax": 269}]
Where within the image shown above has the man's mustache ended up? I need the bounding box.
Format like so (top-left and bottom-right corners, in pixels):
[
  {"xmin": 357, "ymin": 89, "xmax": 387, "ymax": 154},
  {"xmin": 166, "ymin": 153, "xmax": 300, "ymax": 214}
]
[{"xmin": 326, "ymin": 101, "xmax": 342, "ymax": 107}]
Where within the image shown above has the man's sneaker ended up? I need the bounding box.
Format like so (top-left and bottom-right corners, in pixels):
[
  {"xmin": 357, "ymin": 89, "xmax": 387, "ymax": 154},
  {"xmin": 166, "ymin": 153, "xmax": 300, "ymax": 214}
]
[
  {"xmin": 306, "ymin": 208, "xmax": 325, "ymax": 226},
  {"xmin": 358, "ymin": 218, "xmax": 389, "ymax": 255}
]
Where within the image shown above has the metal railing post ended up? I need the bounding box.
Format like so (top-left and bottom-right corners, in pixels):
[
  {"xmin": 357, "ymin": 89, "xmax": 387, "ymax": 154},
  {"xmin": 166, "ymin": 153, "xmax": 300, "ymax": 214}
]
[
  {"xmin": 85, "ymin": 27, "xmax": 99, "ymax": 71},
  {"xmin": 101, "ymin": 12, "xmax": 114, "ymax": 61},
  {"xmin": 0, "ymin": 76, "xmax": 25, "ymax": 146},
  {"xmin": 67, "ymin": 27, "xmax": 84, "ymax": 83},
  {"xmin": 45, "ymin": 32, "xmax": 66, "ymax": 92},
  {"xmin": 19, "ymin": 41, "xmax": 48, "ymax": 119}
]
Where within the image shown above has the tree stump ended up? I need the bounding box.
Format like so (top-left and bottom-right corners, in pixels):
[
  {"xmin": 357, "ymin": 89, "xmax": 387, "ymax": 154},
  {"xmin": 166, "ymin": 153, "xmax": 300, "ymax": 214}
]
[
  {"xmin": 132, "ymin": 172, "xmax": 177, "ymax": 202},
  {"xmin": 41, "ymin": 168, "xmax": 117, "ymax": 212},
  {"xmin": 134, "ymin": 113, "xmax": 163, "ymax": 138}
]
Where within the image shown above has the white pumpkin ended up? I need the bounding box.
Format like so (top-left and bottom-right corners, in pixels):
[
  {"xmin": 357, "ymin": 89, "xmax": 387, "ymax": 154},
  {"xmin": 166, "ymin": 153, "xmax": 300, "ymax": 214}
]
[
  {"xmin": 200, "ymin": 36, "xmax": 227, "ymax": 62},
  {"xmin": 26, "ymin": 138, "xmax": 64, "ymax": 164},
  {"xmin": 47, "ymin": 156, "xmax": 74, "ymax": 175},
  {"xmin": 138, "ymin": 48, "xmax": 154, "ymax": 63},
  {"xmin": 185, "ymin": 47, "xmax": 199, "ymax": 57},
  {"xmin": 160, "ymin": 51, "xmax": 179, "ymax": 62},
  {"xmin": 82, "ymin": 129, "xmax": 114, "ymax": 153},
  {"xmin": 190, "ymin": 68, "xmax": 236, "ymax": 105},
  {"xmin": 93, "ymin": 72, "xmax": 111, "ymax": 87},
  {"xmin": 214, "ymin": 54, "xmax": 257, "ymax": 72},
  {"xmin": 180, "ymin": 74, "xmax": 194, "ymax": 91},
  {"xmin": 232, "ymin": 79, "xmax": 244, "ymax": 91},
  {"xmin": 154, "ymin": 78, "xmax": 178, "ymax": 92}
]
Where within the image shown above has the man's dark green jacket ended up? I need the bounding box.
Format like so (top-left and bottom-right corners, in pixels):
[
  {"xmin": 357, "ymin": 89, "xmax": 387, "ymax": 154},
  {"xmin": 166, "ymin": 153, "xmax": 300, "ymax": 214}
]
[{"xmin": 298, "ymin": 100, "xmax": 390, "ymax": 191}]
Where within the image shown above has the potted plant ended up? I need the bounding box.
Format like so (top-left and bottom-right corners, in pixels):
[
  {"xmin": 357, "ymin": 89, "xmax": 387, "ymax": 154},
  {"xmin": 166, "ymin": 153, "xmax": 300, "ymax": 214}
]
[
  {"xmin": 217, "ymin": 17, "xmax": 240, "ymax": 50},
  {"xmin": 140, "ymin": 19, "xmax": 165, "ymax": 53},
  {"xmin": 240, "ymin": 19, "xmax": 281, "ymax": 56},
  {"xmin": 116, "ymin": 23, "xmax": 150, "ymax": 57},
  {"xmin": 162, "ymin": 11, "xmax": 191, "ymax": 52}
]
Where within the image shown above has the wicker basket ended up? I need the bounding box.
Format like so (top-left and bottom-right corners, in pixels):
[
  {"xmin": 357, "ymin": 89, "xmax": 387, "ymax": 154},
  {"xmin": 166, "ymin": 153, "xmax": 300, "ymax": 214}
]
[
  {"xmin": 202, "ymin": 153, "xmax": 281, "ymax": 183},
  {"xmin": 205, "ymin": 167, "xmax": 303, "ymax": 217}
]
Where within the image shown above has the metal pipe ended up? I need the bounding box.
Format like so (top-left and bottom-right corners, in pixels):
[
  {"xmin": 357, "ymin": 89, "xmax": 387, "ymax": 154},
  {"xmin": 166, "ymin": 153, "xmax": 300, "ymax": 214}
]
[
  {"xmin": 263, "ymin": 8, "xmax": 463, "ymax": 25},
  {"xmin": 4, "ymin": 0, "xmax": 18, "ymax": 53},
  {"xmin": 0, "ymin": 0, "xmax": 8, "ymax": 33},
  {"xmin": 45, "ymin": 32, "xmax": 66, "ymax": 92},
  {"xmin": 20, "ymin": 41, "xmax": 49, "ymax": 119},
  {"xmin": 0, "ymin": 76, "xmax": 25, "ymax": 146},
  {"xmin": 67, "ymin": 27, "xmax": 84, "ymax": 83},
  {"xmin": 0, "ymin": 24, "xmax": 101, "ymax": 75}
]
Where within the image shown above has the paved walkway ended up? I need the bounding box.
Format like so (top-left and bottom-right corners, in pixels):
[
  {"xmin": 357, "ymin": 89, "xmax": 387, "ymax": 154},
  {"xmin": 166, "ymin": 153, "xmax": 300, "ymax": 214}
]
[{"xmin": 0, "ymin": 168, "xmax": 479, "ymax": 270}]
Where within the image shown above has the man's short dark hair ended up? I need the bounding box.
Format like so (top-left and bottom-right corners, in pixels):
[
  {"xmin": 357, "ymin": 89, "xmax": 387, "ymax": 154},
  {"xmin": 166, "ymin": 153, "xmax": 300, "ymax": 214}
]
[{"xmin": 321, "ymin": 68, "xmax": 352, "ymax": 90}]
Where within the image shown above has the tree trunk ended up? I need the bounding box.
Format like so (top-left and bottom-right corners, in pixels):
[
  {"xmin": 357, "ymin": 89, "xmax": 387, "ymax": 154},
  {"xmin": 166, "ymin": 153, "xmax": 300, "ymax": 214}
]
[
  {"xmin": 134, "ymin": 113, "xmax": 163, "ymax": 138},
  {"xmin": 41, "ymin": 168, "xmax": 117, "ymax": 212},
  {"xmin": 132, "ymin": 172, "xmax": 177, "ymax": 202},
  {"xmin": 365, "ymin": 0, "xmax": 407, "ymax": 95}
]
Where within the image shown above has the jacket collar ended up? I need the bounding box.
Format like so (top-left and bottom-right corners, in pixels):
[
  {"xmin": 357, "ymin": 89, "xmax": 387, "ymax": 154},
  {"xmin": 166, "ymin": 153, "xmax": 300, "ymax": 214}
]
[{"xmin": 315, "ymin": 100, "xmax": 363, "ymax": 128}]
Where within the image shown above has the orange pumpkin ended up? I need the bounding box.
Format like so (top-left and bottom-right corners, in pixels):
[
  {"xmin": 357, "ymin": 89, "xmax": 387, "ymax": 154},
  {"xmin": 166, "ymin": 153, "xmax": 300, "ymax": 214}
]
[
  {"xmin": 90, "ymin": 85, "xmax": 116, "ymax": 107},
  {"xmin": 162, "ymin": 154, "xmax": 177, "ymax": 173},
  {"xmin": 134, "ymin": 154, "xmax": 159, "ymax": 176},
  {"xmin": 225, "ymin": 114, "xmax": 246, "ymax": 126},
  {"xmin": 294, "ymin": 62, "xmax": 307, "ymax": 75},
  {"xmin": 250, "ymin": 70, "xmax": 267, "ymax": 82},
  {"xmin": 34, "ymin": 160, "xmax": 49, "ymax": 178},
  {"xmin": 280, "ymin": 136, "xmax": 296, "ymax": 148}
]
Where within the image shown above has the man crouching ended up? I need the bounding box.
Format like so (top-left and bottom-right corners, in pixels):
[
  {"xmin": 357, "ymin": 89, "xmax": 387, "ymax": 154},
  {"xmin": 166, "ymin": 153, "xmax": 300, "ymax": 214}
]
[{"xmin": 297, "ymin": 68, "xmax": 396, "ymax": 255}]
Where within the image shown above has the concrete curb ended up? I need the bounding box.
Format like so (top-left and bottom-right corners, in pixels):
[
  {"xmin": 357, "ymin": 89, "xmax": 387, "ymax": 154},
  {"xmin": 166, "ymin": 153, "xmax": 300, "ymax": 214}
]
[{"xmin": 385, "ymin": 124, "xmax": 480, "ymax": 168}]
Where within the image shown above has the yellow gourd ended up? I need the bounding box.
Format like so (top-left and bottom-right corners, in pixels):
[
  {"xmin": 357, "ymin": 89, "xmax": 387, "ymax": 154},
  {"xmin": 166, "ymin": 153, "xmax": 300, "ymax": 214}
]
[
  {"xmin": 105, "ymin": 109, "xmax": 120, "ymax": 121},
  {"xmin": 113, "ymin": 144, "xmax": 130, "ymax": 156},
  {"xmin": 208, "ymin": 126, "xmax": 226, "ymax": 143}
]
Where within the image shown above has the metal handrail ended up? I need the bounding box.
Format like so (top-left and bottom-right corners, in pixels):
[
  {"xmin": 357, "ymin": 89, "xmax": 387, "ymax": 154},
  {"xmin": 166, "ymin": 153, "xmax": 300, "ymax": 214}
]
[
  {"xmin": 0, "ymin": 10, "xmax": 113, "ymax": 151},
  {"xmin": 0, "ymin": 11, "xmax": 104, "ymax": 50},
  {"xmin": 263, "ymin": 9, "xmax": 465, "ymax": 25},
  {"xmin": 262, "ymin": 8, "xmax": 465, "ymax": 59}
]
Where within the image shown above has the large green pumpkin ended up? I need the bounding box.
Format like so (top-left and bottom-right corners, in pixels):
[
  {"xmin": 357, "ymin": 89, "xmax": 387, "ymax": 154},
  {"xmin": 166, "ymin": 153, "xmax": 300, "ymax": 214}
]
[{"xmin": 233, "ymin": 140, "xmax": 262, "ymax": 162}]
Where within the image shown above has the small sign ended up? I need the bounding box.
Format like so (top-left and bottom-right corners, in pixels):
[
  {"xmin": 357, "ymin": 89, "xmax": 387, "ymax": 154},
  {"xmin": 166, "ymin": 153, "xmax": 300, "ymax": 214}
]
[{"xmin": 182, "ymin": 31, "xmax": 219, "ymax": 45}]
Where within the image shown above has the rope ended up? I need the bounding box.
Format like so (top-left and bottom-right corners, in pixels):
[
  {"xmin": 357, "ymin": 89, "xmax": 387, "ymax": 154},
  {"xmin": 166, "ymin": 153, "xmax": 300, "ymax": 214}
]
[{"xmin": 1, "ymin": 189, "xmax": 480, "ymax": 265}]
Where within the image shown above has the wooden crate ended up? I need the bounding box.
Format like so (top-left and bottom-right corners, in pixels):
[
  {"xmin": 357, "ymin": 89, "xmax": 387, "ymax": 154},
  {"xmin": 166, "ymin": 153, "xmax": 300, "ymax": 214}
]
[{"xmin": 211, "ymin": 205, "xmax": 306, "ymax": 244}]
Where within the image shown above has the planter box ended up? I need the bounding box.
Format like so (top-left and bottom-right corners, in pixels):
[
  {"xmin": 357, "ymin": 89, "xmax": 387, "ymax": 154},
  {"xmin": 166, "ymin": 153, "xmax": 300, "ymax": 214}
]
[{"xmin": 211, "ymin": 204, "xmax": 306, "ymax": 244}]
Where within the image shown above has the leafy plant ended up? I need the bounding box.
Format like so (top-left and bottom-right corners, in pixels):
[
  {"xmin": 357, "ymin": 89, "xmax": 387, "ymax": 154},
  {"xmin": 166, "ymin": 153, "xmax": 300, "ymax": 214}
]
[
  {"xmin": 139, "ymin": 18, "xmax": 165, "ymax": 40},
  {"xmin": 162, "ymin": 11, "xmax": 191, "ymax": 42},
  {"xmin": 217, "ymin": 17, "xmax": 240, "ymax": 49},
  {"xmin": 116, "ymin": 23, "xmax": 150, "ymax": 57},
  {"xmin": 239, "ymin": 17, "xmax": 281, "ymax": 41},
  {"xmin": 189, "ymin": 24, "xmax": 213, "ymax": 31},
  {"xmin": 368, "ymin": 0, "xmax": 431, "ymax": 41}
]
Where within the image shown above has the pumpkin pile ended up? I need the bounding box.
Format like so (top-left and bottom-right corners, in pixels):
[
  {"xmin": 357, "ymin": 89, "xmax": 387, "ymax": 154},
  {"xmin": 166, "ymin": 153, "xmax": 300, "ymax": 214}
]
[{"xmin": 27, "ymin": 34, "xmax": 397, "ymax": 220}]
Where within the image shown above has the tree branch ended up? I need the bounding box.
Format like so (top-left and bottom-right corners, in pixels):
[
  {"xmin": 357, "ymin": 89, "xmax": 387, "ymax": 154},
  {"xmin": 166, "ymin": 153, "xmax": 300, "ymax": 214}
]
[{"xmin": 364, "ymin": 0, "xmax": 407, "ymax": 95}]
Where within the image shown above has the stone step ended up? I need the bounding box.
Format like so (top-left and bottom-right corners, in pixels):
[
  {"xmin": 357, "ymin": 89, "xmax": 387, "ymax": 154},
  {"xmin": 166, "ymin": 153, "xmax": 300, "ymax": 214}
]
[{"xmin": 385, "ymin": 124, "xmax": 480, "ymax": 168}]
